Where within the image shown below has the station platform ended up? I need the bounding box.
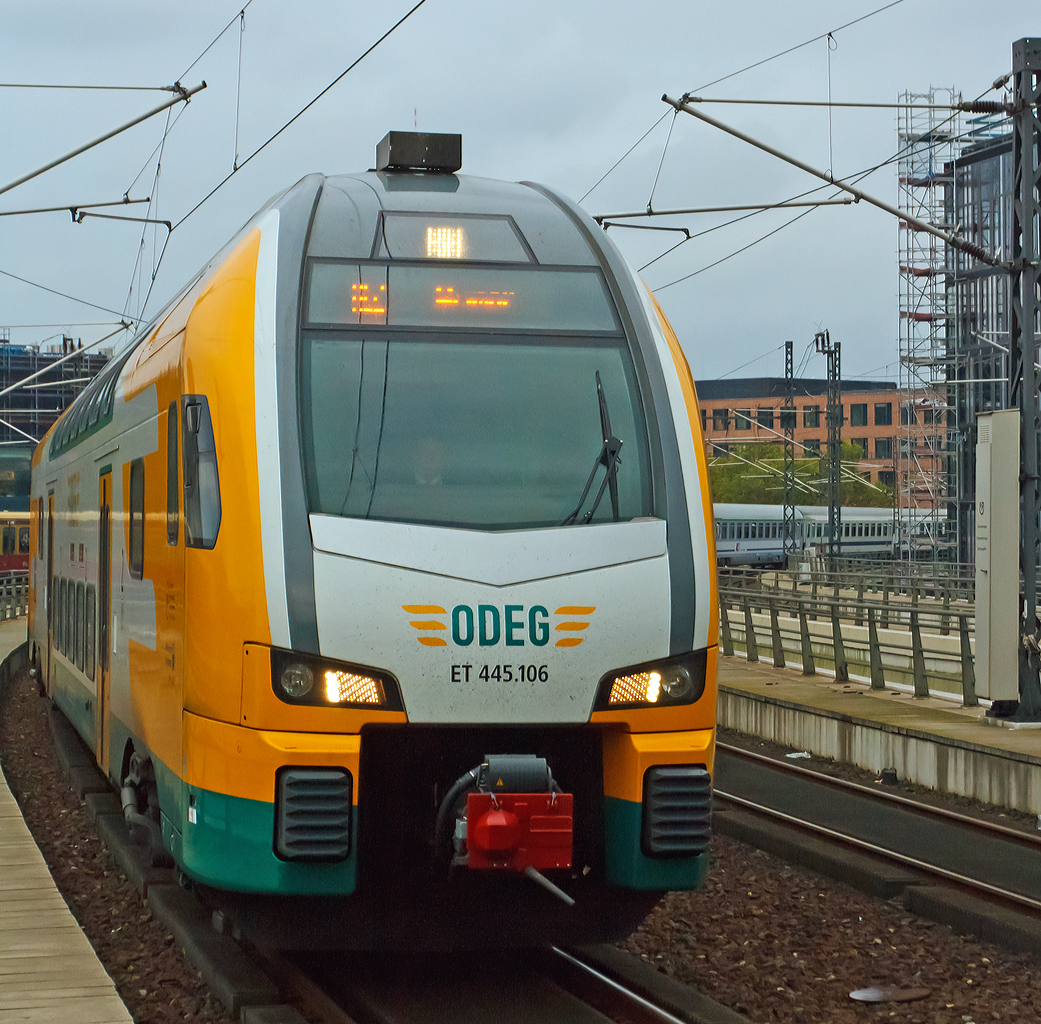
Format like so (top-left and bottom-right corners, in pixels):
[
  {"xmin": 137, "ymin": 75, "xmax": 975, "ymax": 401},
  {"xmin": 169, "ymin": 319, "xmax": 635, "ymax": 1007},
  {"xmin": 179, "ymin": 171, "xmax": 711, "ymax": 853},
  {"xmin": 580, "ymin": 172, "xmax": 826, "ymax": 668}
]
[
  {"xmin": 717, "ymin": 651, "xmax": 1041, "ymax": 816},
  {"xmin": 0, "ymin": 619, "xmax": 132, "ymax": 1024}
]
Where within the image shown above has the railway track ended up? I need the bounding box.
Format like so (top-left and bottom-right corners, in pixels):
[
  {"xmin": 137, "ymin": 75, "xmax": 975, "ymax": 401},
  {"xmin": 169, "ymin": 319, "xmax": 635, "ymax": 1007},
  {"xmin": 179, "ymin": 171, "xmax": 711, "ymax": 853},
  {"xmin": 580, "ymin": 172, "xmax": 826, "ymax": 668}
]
[
  {"xmin": 260, "ymin": 944, "xmax": 740, "ymax": 1024},
  {"xmin": 713, "ymin": 741, "xmax": 1041, "ymax": 936}
]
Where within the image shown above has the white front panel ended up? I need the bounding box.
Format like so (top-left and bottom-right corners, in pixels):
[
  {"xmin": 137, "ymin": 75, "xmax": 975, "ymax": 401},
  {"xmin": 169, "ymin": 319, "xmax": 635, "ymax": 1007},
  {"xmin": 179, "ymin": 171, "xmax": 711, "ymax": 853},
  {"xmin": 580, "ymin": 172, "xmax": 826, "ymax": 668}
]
[
  {"xmin": 310, "ymin": 514, "xmax": 666, "ymax": 585},
  {"xmin": 312, "ymin": 546, "xmax": 671, "ymax": 723}
]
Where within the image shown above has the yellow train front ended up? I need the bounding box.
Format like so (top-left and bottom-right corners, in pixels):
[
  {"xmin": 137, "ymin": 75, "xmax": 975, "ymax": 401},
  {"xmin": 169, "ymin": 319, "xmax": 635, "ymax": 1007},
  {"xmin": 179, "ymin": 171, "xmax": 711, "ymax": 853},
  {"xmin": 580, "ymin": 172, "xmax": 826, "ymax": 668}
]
[{"xmin": 27, "ymin": 132, "xmax": 718, "ymax": 948}]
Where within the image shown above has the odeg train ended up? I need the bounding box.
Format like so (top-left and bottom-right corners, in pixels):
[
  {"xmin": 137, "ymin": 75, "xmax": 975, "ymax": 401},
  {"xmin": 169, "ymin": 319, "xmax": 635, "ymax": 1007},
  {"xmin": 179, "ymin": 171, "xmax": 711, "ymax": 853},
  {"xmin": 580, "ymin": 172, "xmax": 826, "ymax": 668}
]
[{"xmin": 27, "ymin": 132, "xmax": 717, "ymax": 948}]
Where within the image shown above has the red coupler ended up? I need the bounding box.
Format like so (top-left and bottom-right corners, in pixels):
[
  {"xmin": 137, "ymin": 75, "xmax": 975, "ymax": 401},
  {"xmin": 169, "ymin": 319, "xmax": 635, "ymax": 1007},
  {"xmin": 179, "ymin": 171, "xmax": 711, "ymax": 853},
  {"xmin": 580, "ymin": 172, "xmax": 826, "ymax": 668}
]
[{"xmin": 466, "ymin": 792, "xmax": 573, "ymax": 871}]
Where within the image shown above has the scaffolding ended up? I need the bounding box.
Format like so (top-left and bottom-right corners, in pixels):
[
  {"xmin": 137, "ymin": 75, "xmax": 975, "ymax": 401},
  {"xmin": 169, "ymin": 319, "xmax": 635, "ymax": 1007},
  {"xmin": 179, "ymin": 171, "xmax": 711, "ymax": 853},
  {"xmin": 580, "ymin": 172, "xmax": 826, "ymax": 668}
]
[
  {"xmin": 897, "ymin": 88, "xmax": 961, "ymax": 560},
  {"xmin": 897, "ymin": 88, "xmax": 1015, "ymax": 563},
  {"xmin": 0, "ymin": 338, "xmax": 109, "ymax": 509}
]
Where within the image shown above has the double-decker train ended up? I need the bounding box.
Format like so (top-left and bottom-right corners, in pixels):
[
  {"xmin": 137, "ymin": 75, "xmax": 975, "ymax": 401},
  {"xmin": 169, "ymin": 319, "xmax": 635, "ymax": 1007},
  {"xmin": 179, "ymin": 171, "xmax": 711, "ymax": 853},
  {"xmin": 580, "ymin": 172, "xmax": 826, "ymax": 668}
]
[{"xmin": 26, "ymin": 132, "xmax": 717, "ymax": 948}]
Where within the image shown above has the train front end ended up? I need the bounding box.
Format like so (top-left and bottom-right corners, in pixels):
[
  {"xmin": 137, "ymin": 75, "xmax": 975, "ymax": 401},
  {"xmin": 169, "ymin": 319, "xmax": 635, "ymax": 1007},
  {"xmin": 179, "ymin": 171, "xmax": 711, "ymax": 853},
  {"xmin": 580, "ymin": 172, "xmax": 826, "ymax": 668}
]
[{"xmin": 186, "ymin": 134, "xmax": 718, "ymax": 947}]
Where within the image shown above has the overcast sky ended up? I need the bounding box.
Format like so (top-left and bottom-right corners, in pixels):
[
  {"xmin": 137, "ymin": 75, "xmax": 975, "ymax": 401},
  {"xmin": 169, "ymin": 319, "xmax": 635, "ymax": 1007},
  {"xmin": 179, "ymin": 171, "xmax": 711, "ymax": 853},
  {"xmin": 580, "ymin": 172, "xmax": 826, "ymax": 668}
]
[{"xmin": 0, "ymin": 1, "xmax": 1035, "ymax": 383}]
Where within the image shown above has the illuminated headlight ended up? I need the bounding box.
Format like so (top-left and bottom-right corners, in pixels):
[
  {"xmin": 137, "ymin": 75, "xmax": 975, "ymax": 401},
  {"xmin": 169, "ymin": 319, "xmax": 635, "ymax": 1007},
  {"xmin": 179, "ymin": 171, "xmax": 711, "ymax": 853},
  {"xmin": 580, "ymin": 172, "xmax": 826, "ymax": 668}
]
[
  {"xmin": 270, "ymin": 649, "xmax": 403, "ymax": 711},
  {"xmin": 594, "ymin": 651, "xmax": 707, "ymax": 711},
  {"xmin": 324, "ymin": 669, "xmax": 385, "ymax": 705}
]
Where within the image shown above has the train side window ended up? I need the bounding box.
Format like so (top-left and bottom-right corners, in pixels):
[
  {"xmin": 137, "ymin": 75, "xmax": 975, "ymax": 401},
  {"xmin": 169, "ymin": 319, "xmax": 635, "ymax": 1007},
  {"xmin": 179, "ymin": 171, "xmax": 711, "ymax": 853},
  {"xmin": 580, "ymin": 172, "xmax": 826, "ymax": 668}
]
[
  {"xmin": 129, "ymin": 458, "xmax": 145, "ymax": 579},
  {"xmin": 2, "ymin": 526, "xmax": 13, "ymax": 555},
  {"xmin": 182, "ymin": 395, "xmax": 221, "ymax": 549},
  {"xmin": 167, "ymin": 401, "xmax": 179, "ymax": 545},
  {"xmin": 63, "ymin": 579, "xmax": 72, "ymax": 657},
  {"xmin": 85, "ymin": 585, "xmax": 96, "ymax": 681},
  {"xmin": 19, "ymin": 527, "xmax": 29, "ymax": 553},
  {"xmin": 75, "ymin": 582, "xmax": 85, "ymax": 671},
  {"xmin": 53, "ymin": 575, "xmax": 61, "ymax": 651}
]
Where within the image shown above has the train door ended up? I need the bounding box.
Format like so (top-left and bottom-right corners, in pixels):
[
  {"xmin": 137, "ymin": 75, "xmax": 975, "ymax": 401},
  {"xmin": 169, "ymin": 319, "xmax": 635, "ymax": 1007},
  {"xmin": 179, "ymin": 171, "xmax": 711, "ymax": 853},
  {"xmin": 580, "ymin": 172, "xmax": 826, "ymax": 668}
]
[
  {"xmin": 97, "ymin": 472, "xmax": 112, "ymax": 770},
  {"xmin": 46, "ymin": 492, "xmax": 54, "ymax": 687}
]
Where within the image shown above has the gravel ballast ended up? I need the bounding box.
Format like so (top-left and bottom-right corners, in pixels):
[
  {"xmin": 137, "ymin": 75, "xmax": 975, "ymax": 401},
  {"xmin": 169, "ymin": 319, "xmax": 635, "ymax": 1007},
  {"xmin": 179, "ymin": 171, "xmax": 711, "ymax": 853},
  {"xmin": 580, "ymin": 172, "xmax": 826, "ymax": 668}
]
[
  {"xmin": 0, "ymin": 669, "xmax": 235, "ymax": 1024},
  {"xmin": 6, "ymin": 665, "xmax": 1041, "ymax": 1023}
]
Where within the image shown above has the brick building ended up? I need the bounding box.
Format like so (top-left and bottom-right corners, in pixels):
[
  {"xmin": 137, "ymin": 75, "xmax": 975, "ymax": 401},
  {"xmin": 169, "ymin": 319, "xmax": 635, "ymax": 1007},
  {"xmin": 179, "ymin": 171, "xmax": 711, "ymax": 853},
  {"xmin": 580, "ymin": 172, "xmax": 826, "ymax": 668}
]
[{"xmin": 694, "ymin": 377, "xmax": 944, "ymax": 502}]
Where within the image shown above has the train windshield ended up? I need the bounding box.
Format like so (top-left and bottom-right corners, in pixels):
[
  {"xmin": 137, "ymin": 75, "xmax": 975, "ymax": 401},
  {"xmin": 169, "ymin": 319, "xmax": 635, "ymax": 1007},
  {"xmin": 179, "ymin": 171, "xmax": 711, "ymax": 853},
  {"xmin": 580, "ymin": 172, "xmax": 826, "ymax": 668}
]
[{"xmin": 300, "ymin": 267, "xmax": 653, "ymax": 531}]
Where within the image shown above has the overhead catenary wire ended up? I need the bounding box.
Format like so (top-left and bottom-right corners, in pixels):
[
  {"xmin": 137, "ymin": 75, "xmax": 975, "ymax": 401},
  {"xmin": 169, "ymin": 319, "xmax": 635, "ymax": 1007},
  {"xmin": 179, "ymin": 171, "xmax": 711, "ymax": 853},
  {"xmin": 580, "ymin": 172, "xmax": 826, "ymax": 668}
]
[
  {"xmin": 0, "ymin": 82, "xmax": 206, "ymax": 202},
  {"xmin": 233, "ymin": 8, "xmax": 246, "ymax": 170},
  {"xmin": 578, "ymin": 0, "xmax": 909, "ymax": 202},
  {"xmin": 180, "ymin": 0, "xmax": 257, "ymax": 80},
  {"xmin": 0, "ymin": 324, "xmax": 130, "ymax": 410},
  {"xmin": 0, "ymin": 198, "xmax": 150, "ymax": 218},
  {"xmin": 661, "ymin": 92, "xmax": 999, "ymax": 266},
  {"xmin": 123, "ymin": 103, "xmax": 189, "ymax": 199},
  {"xmin": 689, "ymin": 0, "xmax": 907, "ymax": 94},
  {"xmin": 0, "ymin": 82, "xmax": 180, "ymax": 92},
  {"xmin": 171, "ymin": 0, "xmax": 431, "ymax": 233},
  {"xmin": 716, "ymin": 344, "xmax": 786, "ymax": 379},
  {"xmin": 638, "ymin": 82, "xmax": 1004, "ymax": 285},
  {"xmin": 0, "ymin": 267, "xmax": 139, "ymax": 321},
  {"xmin": 654, "ymin": 206, "xmax": 818, "ymax": 290}
]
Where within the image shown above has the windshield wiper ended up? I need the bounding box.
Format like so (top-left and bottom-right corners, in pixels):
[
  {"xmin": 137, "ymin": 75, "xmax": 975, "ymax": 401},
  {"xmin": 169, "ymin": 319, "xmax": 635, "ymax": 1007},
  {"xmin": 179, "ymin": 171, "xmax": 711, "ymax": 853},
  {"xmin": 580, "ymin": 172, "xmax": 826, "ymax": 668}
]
[{"xmin": 561, "ymin": 371, "xmax": 623, "ymax": 526}]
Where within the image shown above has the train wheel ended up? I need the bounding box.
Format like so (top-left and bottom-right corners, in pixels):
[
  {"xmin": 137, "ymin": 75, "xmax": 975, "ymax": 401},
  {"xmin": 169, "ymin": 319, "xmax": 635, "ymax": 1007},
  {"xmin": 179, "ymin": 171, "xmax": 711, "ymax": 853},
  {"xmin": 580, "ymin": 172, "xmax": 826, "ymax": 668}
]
[{"xmin": 120, "ymin": 752, "xmax": 173, "ymax": 868}]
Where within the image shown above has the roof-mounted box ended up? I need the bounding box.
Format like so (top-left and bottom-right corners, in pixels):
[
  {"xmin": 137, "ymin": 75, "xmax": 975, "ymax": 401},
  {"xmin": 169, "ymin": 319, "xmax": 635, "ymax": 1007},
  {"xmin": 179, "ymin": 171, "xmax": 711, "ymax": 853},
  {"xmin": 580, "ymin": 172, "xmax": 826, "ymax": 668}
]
[{"xmin": 376, "ymin": 131, "xmax": 462, "ymax": 173}]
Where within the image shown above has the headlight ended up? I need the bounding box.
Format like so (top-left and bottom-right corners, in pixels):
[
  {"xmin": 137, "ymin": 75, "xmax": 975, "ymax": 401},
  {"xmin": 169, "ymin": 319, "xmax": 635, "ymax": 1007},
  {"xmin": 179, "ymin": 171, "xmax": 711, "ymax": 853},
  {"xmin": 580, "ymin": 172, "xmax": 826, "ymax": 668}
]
[
  {"xmin": 280, "ymin": 663, "xmax": 314, "ymax": 698},
  {"xmin": 270, "ymin": 649, "xmax": 403, "ymax": 711},
  {"xmin": 593, "ymin": 650, "xmax": 707, "ymax": 710}
]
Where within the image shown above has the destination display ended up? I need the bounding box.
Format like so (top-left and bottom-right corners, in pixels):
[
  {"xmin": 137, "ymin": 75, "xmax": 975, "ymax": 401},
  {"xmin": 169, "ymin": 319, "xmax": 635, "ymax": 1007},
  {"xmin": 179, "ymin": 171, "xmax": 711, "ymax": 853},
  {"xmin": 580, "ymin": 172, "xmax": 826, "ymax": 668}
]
[{"xmin": 307, "ymin": 262, "xmax": 618, "ymax": 332}]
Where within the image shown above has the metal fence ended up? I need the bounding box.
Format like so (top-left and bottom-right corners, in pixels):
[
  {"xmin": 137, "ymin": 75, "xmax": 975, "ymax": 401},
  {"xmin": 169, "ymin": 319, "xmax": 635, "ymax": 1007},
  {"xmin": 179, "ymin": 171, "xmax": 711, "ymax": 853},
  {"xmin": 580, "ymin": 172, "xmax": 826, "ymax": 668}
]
[
  {"xmin": 0, "ymin": 575, "xmax": 28, "ymax": 620},
  {"xmin": 719, "ymin": 569, "xmax": 977, "ymax": 706}
]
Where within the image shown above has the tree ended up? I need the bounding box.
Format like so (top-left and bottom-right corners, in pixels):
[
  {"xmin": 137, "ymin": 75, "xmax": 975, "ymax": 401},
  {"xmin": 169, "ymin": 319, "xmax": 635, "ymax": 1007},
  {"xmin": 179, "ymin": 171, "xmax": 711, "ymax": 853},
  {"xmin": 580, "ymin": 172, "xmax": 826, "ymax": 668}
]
[{"xmin": 707, "ymin": 442, "xmax": 893, "ymax": 508}]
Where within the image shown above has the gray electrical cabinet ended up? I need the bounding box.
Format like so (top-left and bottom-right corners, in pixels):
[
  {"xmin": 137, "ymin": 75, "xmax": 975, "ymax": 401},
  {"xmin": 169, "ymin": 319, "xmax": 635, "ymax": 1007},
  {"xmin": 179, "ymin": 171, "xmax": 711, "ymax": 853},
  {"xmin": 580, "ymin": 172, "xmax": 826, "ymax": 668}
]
[{"xmin": 975, "ymin": 409, "xmax": 1019, "ymax": 701}]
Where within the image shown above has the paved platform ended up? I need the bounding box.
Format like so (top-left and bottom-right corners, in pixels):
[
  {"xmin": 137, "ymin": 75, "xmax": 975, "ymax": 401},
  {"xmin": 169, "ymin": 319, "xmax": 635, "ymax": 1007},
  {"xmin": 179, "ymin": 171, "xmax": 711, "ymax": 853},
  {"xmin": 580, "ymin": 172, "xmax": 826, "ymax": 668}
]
[
  {"xmin": 717, "ymin": 651, "xmax": 1041, "ymax": 815},
  {"xmin": 0, "ymin": 620, "xmax": 132, "ymax": 1024}
]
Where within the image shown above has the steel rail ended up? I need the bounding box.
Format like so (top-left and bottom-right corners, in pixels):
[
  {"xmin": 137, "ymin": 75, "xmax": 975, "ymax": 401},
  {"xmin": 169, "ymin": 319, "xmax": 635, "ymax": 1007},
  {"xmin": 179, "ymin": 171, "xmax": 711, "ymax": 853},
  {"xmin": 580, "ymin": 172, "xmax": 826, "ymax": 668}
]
[
  {"xmin": 715, "ymin": 746, "xmax": 1041, "ymax": 914},
  {"xmin": 550, "ymin": 947, "xmax": 691, "ymax": 1024},
  {"xmin": 718, "ymin": 742, "xmax": 1041, "ymax": 848}
]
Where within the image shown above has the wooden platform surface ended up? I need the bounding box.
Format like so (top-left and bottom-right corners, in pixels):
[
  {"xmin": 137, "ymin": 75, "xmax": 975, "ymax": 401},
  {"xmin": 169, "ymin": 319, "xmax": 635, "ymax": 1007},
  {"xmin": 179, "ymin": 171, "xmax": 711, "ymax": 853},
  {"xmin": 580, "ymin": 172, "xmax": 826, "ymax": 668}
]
[{"xmin": 0, "ymin": 622, "xmax": 131, "ymax": 1023}]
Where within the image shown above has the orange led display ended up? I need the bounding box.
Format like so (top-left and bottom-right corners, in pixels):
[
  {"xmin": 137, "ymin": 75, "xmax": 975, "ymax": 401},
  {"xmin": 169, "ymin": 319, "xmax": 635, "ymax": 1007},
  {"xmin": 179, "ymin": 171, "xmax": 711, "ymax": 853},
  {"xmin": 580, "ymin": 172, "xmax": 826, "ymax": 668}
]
[
  {"xmin": 433, "ymin": 286, "xmax": 513, "ymax": 311},
  {"xmin": 350, "ymin": 281, "xmax": 387, "ymax": 316},
  {"xmin": 426, "ymin": 226, "xmax": 465, "ymax": 259}
]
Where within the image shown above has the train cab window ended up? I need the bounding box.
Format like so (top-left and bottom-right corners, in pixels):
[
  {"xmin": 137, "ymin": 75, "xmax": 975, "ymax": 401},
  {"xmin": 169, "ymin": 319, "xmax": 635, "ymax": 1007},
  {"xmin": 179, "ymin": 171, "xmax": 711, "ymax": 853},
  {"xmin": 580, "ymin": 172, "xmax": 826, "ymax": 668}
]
[
  {"xmin": 167, "ymin": 401, "xmax": 179, "ymax": 545},
  {"xmin": 129, "ymin": 459, "xmax": 145, "ymax": 578},
  {"xmin": 85, "ymin": 585, "xmax": 96, "ymax": 681},
  {"xmin": 75, "ymin": 582, "xmax": 85, "ymax": 671},
  {"xmin": 299, "ymin": 278, "xmax": 653, "ymax": 530},
  {"xmin": 181, "ymin": 396, "xmax": 221, "ymax": 549}
]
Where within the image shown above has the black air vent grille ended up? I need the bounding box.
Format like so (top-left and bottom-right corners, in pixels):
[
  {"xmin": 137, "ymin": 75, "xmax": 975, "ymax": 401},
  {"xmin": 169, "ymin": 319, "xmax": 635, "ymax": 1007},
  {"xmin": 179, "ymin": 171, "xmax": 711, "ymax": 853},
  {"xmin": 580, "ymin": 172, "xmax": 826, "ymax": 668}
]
[
  {"xmin": 275, "ymin": 768, "xmax": 352, "ymax": 861},
  {"xmin": 641, "ymin": 765, "xmax": 711, "ymax": 856}
]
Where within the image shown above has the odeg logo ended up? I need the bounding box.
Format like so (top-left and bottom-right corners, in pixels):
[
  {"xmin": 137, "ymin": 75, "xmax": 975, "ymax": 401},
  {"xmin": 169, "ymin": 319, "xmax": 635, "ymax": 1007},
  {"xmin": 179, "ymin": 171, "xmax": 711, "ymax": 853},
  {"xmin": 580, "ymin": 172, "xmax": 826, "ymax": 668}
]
[{"xmin": 401, "ymin": 604, "xmax": 595, "ymax": 649}]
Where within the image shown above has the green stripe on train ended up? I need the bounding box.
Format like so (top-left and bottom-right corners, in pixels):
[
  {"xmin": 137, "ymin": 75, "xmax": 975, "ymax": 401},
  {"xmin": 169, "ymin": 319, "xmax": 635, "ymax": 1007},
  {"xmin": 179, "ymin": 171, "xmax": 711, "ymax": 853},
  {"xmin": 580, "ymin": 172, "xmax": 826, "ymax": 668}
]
[{"xmin": 603, "ymin": 796, "xmax": 709, "ymax": 890}]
